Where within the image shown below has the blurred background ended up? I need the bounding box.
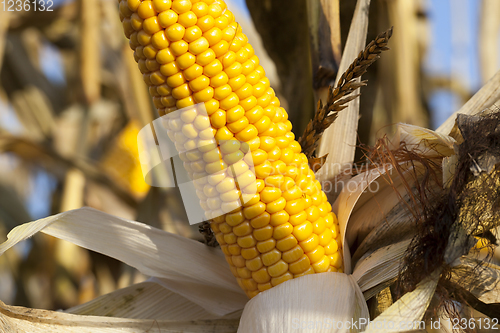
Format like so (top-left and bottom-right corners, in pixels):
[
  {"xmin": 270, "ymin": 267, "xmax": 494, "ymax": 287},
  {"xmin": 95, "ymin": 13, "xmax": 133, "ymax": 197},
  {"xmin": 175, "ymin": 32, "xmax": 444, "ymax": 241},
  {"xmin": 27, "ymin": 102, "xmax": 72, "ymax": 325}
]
[{"xmin": 0, "ymin": 0, "xmax": 498, "ymax": 311}]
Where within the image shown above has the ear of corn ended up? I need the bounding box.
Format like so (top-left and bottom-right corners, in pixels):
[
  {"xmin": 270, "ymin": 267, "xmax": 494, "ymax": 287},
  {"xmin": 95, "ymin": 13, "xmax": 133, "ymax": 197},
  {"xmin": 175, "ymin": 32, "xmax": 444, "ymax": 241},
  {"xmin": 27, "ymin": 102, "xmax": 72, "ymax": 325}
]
[{"xmin": 119, "ymin": 0, "xmax": 343, "ymax": 298}]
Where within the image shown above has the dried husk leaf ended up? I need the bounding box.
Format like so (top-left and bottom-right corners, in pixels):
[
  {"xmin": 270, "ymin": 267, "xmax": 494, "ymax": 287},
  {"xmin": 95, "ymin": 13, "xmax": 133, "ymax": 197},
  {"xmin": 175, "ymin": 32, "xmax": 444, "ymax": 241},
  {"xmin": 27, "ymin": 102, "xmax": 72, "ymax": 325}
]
[
  {"xmin": 237, "ymin": 273, "xmax": 369, "ymax": 333},
  {"xmin": 67, "ymin": 280, "xmax": 240, "ymax": 320},
  {"xmin": 0, "ymin": 300, "xmax": 239, "ymax": 333},
  {"xmin": 0, "ymin": 207, "xmax": 247, "ymax": 317},
  {"xmin": 317, "ymin": 0, "xmax": 371, "ymax": 181},
  {"xmin": 363, "ymin": 269, "xmax": 441, "ymax": 333},
  {"xmin": 353, "ymin": 240, "xmax": 412, "ymax": 295},
  {"xmin": 351, "ymin": 198, "xmax": 415, "ymax": 266},
  {"xmin": 333, "ymin": 166, "xmax": 391, "ymax": 273}
]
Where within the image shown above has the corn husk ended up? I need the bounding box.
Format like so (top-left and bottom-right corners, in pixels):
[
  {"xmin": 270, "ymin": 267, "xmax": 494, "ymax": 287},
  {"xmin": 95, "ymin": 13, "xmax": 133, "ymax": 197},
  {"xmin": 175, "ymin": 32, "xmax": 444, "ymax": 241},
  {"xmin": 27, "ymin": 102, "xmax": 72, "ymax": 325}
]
[
  {"xmin": 67, "ymin": 280, "xmax": 241, "ymax": 320},
  {"xmin": 363, "ymin": 269, "xmax": 441, "ymax": 333},
  {"xmin": 237, "ymin": 273, "xmax": 368, "ymax": 333}
]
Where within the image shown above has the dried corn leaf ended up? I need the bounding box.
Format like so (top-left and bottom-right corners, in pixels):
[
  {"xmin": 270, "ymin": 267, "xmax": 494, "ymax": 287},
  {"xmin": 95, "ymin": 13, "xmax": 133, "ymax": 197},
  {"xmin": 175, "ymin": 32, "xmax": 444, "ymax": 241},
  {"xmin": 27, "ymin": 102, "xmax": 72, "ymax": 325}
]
[
  {"xmin": 0, "ymin": 207, "xmax": 247, "ymax": 317},
  {"xmin": 363, "ymin": 269, "xmax": 441, "ymax": 333},
  {"xmin": 351, "ymin": 203, "xmax": 414, "ymax": 267},
  {"xmin": 333, "ymin": 166, "xmax": 390, "ymax": 274},
  {"xmin": 67, "ymin": 280, "xmax": 240, "ymax": 320},
  {"xmin": 317, "ymin": 0, "xmax": 371, "ymax": 180},
  {"xmin": 353, "ymin": 240, "xmax": 411, "ymax": 296}
]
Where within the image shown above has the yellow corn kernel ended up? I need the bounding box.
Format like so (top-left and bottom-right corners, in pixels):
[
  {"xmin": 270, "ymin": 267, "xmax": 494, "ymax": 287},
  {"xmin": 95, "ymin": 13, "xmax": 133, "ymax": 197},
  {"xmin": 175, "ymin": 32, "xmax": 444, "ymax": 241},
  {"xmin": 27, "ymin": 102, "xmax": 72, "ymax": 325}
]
[
  {"xmin": 232, "ymin": 255, "xmax": 245, "ymax": 268},
  {"xmin": 179, "ymin": 11, "xmax": 197, "ymax": 27},
  {"xmin": 153, "ymin": 0, "xmax": 172, "ymax": 12},
  {"xmin": 256, "ymin": 239, "xmax": 276, "ymax": 253},
  {"xmin": 198, "ymin": 15, "xmax": 215, "ymax": 32},
  {"xmin": 276, "ymin": 234, "xmax": 297, "ymax": 252},
  {"xmin": 293, "ymin": 221, "xmax": 313, "ymax": 242},
  {"xmin": 312, "ymin": 255, "xmax": 330, "ymax": 273},
  {"xmin": 294, "ymin": 266, "xmax": 315, "ymax": 278},
  {"xmin": 241, "ymin": 247, "xmax": 259, "ymax": 260},
  {"xmin": 233, "ymin": 222, "xmax": 252, "ymax": 237},
  {"xmin": 184, "ymin": 25, "xmax": 202, "ymax": 42},
  {"xmin": 269, "ymin": 210, "xmax": 289, "ymax": 227},
  {"xmin": 273, "ymin": 222, "xmax": 293, "ymax": 240},
  {"xmin": 250, "ymin": 212, "xmax": 270, "ymax": 228},
  {"xmin": 282, "ymin": 245, "xmax": 304, "ymax": 263},
  {"xmin": 237, "ymin": 267, "xmax": 252, "ymax": 279},
  {"xmin": 127, "ymin": 0, "xmax": 141, "ymax": 11},
  {"xmin": 324, "ymin": 239, "xmax": 339, "ymax": 255},
  {"xmin": 246, "ymin": 256, "xmax": 263, "ymax": 271},
  {"xmin": 329, "ymin": 252, "xmax": 342, "ymax": 268},
  {"xmin": 288, "ymin": 255, "xmax": 310, "ymax": 275},
  {"xmin": 268, "ymin": 260, "xmax": 288, "ymax": 277},
  {"xmin": 192, "ymin": 1, "xmax": 208, "ymax": 16},
  {"xmin": 260, "ymin": 187, "xmax": 281, "ymax": 204},
  {"xmin": 289, "ymin": 211, "xmax": 307, "ymax": 226},
  {"xmin": 306, "ymin": 245, "xmax": 325, "ymax": 264},
  {"xmin": 252, "ymin": 267, "xmax": 270, "ymax": 283},
  {"xmin": 237, "ymin": 234, "xmax": 257, "ymax": 249},
  {"xmin": 253, "ymin": 225, "xmax": 272, "ymax": 241},
  {"xmin": 172, "ymin": 0, "xmax": 192, "ymax": 14},
  {"xmin": 299, "ymin": 234, "xmax": 320, "ymax": 253},
  {"xmin": 258, "ymin": 282, "xmax": 272, "ymax": 292},
  {"xmin": 261, "ymin": 249, "xmax": 281, "ymax": 267}
]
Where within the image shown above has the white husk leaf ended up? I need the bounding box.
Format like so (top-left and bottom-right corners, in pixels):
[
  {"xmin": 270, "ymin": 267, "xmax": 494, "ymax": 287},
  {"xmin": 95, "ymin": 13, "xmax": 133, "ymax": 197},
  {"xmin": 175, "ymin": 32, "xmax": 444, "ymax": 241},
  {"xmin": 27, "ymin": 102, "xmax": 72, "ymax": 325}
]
[
  {"xmin": 67, "ymin": 280, "xmax": 240, "ymax": 320},
  {"xmin": 363, "ymin": 269, "xmax": 441, "ymax": 333},
  {"xmin": 344, "ymin": 168, "xmax": 415, "ymax": 249},
  {"xmin": 0, "ymin": 300, "xmax": 239, "ymax": 333},
  {"xmin": 237, "ymin": 273, "xmax": 369, "ymax": 333},
  {"xmin": 437, "ymin": 69, "xmax": 500, "ymax": 135},
  {"xmin": 0, "ymin": 207, "xmax": 247, "ymax": 317},
  {"xmin": 333, "ymin": 166, "xmax": 391, "ymax": 273}
]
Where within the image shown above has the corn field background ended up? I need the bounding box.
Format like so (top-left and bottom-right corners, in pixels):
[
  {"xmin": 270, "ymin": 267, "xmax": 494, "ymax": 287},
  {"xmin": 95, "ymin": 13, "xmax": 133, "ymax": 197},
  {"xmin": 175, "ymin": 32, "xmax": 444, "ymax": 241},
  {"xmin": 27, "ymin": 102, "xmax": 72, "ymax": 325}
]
[{"xmin": 0, "ymin": 0, "xmax": 499, "ymax": 317}]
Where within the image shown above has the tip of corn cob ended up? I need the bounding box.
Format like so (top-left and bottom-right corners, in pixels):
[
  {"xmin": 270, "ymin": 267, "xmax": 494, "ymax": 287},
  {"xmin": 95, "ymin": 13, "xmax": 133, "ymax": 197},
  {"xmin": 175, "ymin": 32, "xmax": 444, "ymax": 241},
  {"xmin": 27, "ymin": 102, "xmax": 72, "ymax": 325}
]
[{"xmin": 119, "ymin": 0, "xmax": 343, "ymax": 299}]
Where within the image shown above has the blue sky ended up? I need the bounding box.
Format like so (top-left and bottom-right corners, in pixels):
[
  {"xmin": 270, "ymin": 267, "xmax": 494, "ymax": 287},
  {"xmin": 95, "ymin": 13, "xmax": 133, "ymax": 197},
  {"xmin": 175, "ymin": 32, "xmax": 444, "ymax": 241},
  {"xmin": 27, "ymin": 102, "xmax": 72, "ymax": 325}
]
[{"xmin": 426, "ymin": 0, "xmax": 483, "ymax": 128}]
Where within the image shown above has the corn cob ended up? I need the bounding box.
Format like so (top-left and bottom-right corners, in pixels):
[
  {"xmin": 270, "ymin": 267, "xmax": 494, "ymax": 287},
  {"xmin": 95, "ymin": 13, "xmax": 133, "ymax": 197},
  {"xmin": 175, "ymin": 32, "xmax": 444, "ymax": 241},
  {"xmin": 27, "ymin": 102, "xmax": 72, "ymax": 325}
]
[{"xmin": 119, "ymin": 0, "xmax": 343, "ymax": 298}]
